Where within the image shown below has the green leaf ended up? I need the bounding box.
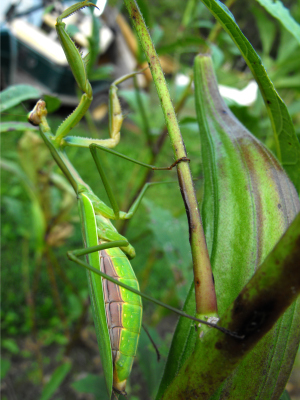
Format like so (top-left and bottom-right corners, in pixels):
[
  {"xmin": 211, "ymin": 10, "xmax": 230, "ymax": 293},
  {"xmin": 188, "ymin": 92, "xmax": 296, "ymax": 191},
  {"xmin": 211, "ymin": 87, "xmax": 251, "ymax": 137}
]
[
  {"xmin": 138, "ymin": 328, "xmax": 165, "ymax": 398},
  {"xmin": 89, "ymin": 65, "xmax": 114, "ymax": 81},
  {"xmin": 72, "ymin": 374, "xmax": 108, "ymax": 399},
  {"xmin": 252, "ymin": 6, "xmax": 276, "ymax": 56},
  {"xmin": 277, "ymin": 29, "xmax": 299, "ymax": 63},
  {"xmin": 145, "ymin": 199, "xmax": 192, "ymax": 267},
  {"xmin": 280, "ymin": 389, "xmax": 292, "ymax": 400},
  {"xmin": 1, "ymin": 156, "xmax": 47, "ymax": 253},
  {"xmin": 274, "ymin": 74, "xmax": 300, "ymax": 89},
  {"xmin": 0, "ymin": 85, "xmax": 41, "ymax": 112},
  {"xmin": 43, "ymin": 95, "xmax": 61, "ymax": 114},
  {"xmin": 0, "ymin": 358, "xmax": 11, "ymax": 380},
  {"xmin": 156, "ymin": 284, "xmax": 196, "ymax": 400},
  {"xmin": 144, "ymin": 199, "xmax": 193, "ymax": 297},
  {"xmin": 39, "ymin": 362, "xmax": 71, "ymax": 400},
  {"xmin": 0, "ymin": 122, "xmax": 38, "ymax": 133},
  {"xmin": 136, "ymin": 0, "xmax": 153, "ymax": 28},
  {"xmin": 151, "ymin": 24, "xmax": 164, "ymax": 46},
  {"xmin": 199, "ymin": 0, "xmax": 300, "ymax": 193},
  {"xmin": 255, "ymin": 0, "xmax": 300, "ymax": 45},
  {"xmin": 157, "ymin": 36, "xmax": 206, "ymax": 55},
  {"xmin": 1, "ymin": 339, "xmax": 19, "ymax": 355}
]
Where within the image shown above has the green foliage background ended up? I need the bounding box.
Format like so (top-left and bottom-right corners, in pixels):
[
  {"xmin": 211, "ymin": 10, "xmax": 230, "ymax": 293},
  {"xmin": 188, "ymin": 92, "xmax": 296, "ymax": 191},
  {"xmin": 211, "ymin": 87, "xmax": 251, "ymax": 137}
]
[{"xmin": 1, "ymin": 0, "xmax": 300, "ymax": 399}]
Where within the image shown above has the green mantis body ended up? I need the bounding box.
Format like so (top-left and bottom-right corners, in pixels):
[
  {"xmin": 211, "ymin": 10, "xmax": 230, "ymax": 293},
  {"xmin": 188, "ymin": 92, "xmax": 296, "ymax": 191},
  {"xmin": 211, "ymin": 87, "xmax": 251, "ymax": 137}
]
[
  {"xmin": 28, "ymin": 1, "xmax": 195, "ymax": 395},
  {"xmin": 29, "ymin": 95, "xmax": 143, "ymax": 395},
  {"xmin": 28, "ymin": 2, "xmax": 145, "ymax": 395}
]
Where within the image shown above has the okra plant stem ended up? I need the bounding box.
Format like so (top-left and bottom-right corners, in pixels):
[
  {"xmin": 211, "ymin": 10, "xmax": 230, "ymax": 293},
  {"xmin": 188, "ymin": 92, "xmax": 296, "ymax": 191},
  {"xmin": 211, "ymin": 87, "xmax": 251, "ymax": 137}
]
[{"xmin": 124, "ymin": 0, "xmax": 218, "ymax": 315}]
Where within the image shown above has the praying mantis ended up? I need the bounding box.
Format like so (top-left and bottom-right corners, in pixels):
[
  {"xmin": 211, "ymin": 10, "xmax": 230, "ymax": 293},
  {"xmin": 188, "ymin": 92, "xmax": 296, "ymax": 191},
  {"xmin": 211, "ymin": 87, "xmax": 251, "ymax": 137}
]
[{"xmin": 27, "ymin": 1, "xmax": 234, "ymax": 397}]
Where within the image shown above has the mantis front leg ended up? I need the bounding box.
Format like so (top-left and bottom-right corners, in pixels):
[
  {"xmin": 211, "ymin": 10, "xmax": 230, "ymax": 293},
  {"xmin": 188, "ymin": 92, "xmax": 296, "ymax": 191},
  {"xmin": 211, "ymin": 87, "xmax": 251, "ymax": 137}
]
[
  {"xmin": 62, "ymin": 70, "xmax": 148, "ymax": 149},
  {"xmin": 54, "ymin": 1, "xmax": 96, "ymax": 142},
  {"xmin": 52, "ymin": 0, "xmax": 139, "ymax": 150}
]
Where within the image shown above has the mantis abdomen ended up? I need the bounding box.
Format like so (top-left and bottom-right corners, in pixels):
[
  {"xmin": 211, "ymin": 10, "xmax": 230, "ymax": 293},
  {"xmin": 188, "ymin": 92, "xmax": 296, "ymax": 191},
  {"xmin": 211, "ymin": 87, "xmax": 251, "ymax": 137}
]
[{"xmin": 100, "ymin": 246, "xmax": 142, "ymax": 394}]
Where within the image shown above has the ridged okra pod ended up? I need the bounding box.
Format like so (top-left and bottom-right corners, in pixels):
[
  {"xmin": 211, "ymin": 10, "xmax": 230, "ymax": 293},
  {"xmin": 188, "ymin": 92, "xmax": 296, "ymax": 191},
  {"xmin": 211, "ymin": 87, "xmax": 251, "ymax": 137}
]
[{"xmin": 195, "ymin": 53, "xmax": 300, "ymax": 399}]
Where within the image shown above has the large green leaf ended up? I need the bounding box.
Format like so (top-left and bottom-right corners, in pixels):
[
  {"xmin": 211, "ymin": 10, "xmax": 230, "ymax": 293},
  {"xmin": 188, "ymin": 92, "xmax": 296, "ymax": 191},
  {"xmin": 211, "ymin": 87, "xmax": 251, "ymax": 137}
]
[
  {"xmin": 255, "ymin": 0, "xmax": 300, "ymax": 45},
  {"xmin": 199, "ymin": 0, "xmax": 300, "ymax": 193},
  {"xmin": 0, "ymin": 85, "xmax": 41, "ymax": 112},
  {"xmin": 252, "ymin": 6, "xmax": 276, "ymax": 56},
  {"xmin": 144, "ymin": 199, "xmax": 193, "ymax": 301},
  {"xmin": 145, "ymin": 199, "xmax": 192, "ymax": 270}
]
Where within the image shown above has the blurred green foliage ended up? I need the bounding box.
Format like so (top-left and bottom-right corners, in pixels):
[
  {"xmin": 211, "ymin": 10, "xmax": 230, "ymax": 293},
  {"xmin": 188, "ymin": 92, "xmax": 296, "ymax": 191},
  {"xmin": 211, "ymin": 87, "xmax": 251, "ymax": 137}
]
[{"xmin": 1, "ymin": 0, "xmax": 300, "ymax": 399}]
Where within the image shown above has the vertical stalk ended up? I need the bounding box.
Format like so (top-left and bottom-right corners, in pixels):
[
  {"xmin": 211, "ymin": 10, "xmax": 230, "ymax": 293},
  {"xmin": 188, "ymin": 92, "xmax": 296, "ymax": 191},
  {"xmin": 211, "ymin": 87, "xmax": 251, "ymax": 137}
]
[{"xmin": 124, "ymin": 0, "xmax": 217, "ymax": 315}]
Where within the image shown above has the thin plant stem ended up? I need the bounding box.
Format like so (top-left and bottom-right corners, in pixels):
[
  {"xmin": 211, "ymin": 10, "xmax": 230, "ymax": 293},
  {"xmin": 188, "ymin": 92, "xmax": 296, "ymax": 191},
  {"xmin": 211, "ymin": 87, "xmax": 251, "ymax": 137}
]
[{"xmin": 124, "ymin": 0, "xmax": 217, "ymax": 315}]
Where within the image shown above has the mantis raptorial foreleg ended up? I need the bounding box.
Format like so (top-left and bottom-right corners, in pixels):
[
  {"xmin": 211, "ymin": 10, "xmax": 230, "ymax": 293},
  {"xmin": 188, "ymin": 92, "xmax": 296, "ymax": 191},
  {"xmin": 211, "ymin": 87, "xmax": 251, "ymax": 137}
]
[{"xmin": 47, "ymin": 0, "xmax": 142, "ymax": 151}]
